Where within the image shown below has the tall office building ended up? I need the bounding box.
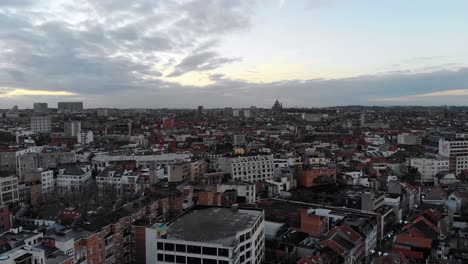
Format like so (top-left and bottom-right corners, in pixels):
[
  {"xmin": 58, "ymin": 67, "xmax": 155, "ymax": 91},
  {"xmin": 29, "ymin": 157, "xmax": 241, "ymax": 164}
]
[
  {"xmin": 57, "ymin": 102, "xmax": 83, "ymax": 113},
  {"xmin": 198, "ymin": 105, "xmax": 204, "ymax": 116},
  {"xmin": 64, "ymin": 121, "xmax": 81, "ymax": 137},
  {"xmin": 33, "ymin": 103, "xmax": 48, "ymax": 113},
  {"xmin": 31, "ymin": 116, "xmax": 51, "ymax": 133}
]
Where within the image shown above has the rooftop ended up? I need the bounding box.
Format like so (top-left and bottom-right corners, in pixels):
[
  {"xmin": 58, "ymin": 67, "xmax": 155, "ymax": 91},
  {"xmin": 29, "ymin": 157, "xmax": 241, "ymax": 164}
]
[{"xmin": 164, "ymin": 206, "xmax": 262, "ymax": 247}]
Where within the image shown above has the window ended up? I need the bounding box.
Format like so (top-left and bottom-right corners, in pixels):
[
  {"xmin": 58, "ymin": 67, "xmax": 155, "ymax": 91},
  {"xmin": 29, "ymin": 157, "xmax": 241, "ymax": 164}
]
[
  {"xmin": 218, "ymin": 261, "xmax": 228, "ymax": 264},
  {"xmin": 187, "ymin": 245, "xmax": 201, "ymax": 254},
  {"xmin": 187, "ymin": 257, "xmax": 201, "ymax": 264},
  {"xmin": 203, "ymin": 259, "xmax": 217, "ymax": 264},
  {"xmin": 157, "ymin": 242, "xmax": 164, "ymax": 250},
  {"xmin": 165, "ymin": 254, "xmax": 175, "ymax": 262},
  {"xmin": 218, "ymin": 248, "xmax": 229, "ymax": 257},
  {"xmin": 157, "ymin": 254, "xmax": 164, "ymax": 261},
  {"xmin": 203, "ymin": 247, "xmax": 217, "ymax": 256},
  {"xmin": 165, "ymin": 243, "xmax": 174, "ymax": 251},
  {"xmin": 176, "ymin": 244, "xmax": 186, "ymax": 252},
  {"xmin": 176, "ymin": 256, "xmax": 186, "ymax": 263}
]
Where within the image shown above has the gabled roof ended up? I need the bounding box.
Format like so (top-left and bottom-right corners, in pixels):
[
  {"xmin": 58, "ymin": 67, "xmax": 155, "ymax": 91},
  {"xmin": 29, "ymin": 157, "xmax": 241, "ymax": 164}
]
[{"xmin": 394, "ymin": 234, "xmax": 432, "ymax": 249}]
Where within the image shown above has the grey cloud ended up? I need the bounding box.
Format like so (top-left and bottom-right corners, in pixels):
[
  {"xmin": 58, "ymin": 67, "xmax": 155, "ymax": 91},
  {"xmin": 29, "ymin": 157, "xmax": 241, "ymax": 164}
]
[
  {"xmin": 0, "ymin": 0, "xmax": 253, "ymax": 95},
  {"xmin": 167, "ymin": 51, "xmax": 240, "ymax": 77},
  {"xmin": 0, "ymin": 0, "xmax": 33, "ymax": 7}
]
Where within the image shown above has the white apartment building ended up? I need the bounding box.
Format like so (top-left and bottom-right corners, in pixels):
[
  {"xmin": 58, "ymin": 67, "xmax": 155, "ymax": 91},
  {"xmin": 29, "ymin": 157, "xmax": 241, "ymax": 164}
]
[
  {"xmin": 0, "ymin": 176, "xmax": 19, "ymax": 205},
  {"xmin": 64, "ymin": 121, "xmax": 81, "ymax": 137},
  {"xmin": 77, "ymin": 131, "xmax": 94, "ymax": 144},
  {"xmin": 217, "ymin": 182, "xmax": 256, "ymax": 204},
  {"xmin": 218, "ymin": 154, "xmax": 274, "ymax": 183},
  {"xmin": 439, "ymin": 138, "xmax": 468, "ymax": 174},
  {"xmin": 57, "ymin": 165, "xmax": 92, "ymax": 193},
  {"xmin": 96, "ymin": 167, "xmax": 144, "ymax": 196},
  {"xmin": 39, "ymin": 170, "xmax": 55, "ymax": 196},
  {"xmin": 364, "ymin": 135, "xmax": 385, "ymax": 146},
  {"xmin": 31, "ymin": 116, "xmax": 51, "ymax": 133},
  {"xmin": 410, "ymin": 155, "xmax": 449, "ymax": 183},
  {"xmin": 397, "ymin": 133, "xmax": 422, "ymax": 145},
  {"xmin": 149, "ymin": 206, "xmax": 265, "ymax": 264}
]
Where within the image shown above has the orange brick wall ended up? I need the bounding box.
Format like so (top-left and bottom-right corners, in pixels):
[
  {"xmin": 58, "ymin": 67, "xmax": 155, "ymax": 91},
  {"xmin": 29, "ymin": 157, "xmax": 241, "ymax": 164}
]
[
  {"xmin": 299, "ymin": 168, "xmax": 337, "ymax": 187},
  {"xmin": 300, "ymin": 209, "xmax": 327, "ymax": 237}
]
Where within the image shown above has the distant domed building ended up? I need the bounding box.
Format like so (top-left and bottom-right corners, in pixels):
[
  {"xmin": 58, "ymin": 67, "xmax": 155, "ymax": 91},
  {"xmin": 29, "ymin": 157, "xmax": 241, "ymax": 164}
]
[{"xmin": 272, "ymin": 99, "xmax": 283, "ymax": 111}]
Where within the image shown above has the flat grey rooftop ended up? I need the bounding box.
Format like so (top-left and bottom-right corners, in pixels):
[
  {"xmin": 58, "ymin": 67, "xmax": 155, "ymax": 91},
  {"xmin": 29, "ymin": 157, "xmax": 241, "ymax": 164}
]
[{"xmin": 165, "ymin": 207, "xmax": 262, "ymax": 247}]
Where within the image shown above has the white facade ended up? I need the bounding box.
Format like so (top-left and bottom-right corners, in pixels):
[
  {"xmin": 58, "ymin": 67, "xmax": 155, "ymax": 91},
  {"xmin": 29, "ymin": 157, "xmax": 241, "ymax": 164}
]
[
  {"xmin": 0, "ymin": 176, "xmax": 19, "ymax": 205},
  {"xmin": 410, "ymin": 155, "xmax": 449, "ymax": 183},
  {"xmin": 39, "ymin": 170, "xmax": 55, "ymax": 195},
  {"xmin": 439, "ymin": 139, "xmax": 468, "ymax": 173},
  {"xmin": 96, "ymin": 169, "xmax": 142, "ymax": 196},
  {"xmin": 397, "ymin": 133, "xmax": 422, "ymax": 145},
  {"xmin": 233, "ymin": 109, "xmax": 240, "ymax": 117},
  {"xmin": 77, "ymin": 131, "xmax": 94, "ymax": 144},
  {"xmin": 218, "ymin": 154, "xmax": 274, "ymax": 183},
  {"xmin": 57, "ymin": 165, "xmax": 92, "ymax": 193},
  {"xmin": 344, "ymin": 171, "xmax": 370, "ymax": 187},
  {"xmin": 64, "ymin": 121, "xmax": 81, "ymax": 137},
  {"xmin": 31, "ymin": 116, "xmax": 51, "ymax": 133},
  {"xmin": 217, "ymin": 182, "xmax": 256, "ymax": 204},
  {"xmin": 233, "ymin": 134, "xmax": 246, "ymax": 146},
  {"xmin": 364, "ymin": 135, "xmax": 385, "ymax": 146}
]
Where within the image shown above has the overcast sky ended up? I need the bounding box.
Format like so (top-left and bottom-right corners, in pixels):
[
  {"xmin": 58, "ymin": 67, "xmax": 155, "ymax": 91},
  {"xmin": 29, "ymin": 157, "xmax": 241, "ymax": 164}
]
[{"xmin": 1, "ymin": 0, "xmax": 468, "ymax": 109}]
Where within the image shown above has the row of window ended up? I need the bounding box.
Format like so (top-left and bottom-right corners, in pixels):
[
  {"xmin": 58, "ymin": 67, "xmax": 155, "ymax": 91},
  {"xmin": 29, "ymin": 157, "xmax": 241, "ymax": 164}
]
[
  {"xmin": 157, "ymin": 254, "xmax": 228, "ymax": 264},
  {"xmin": 157, "ymin": 243, "xmax": 229, "ymax": 257}
]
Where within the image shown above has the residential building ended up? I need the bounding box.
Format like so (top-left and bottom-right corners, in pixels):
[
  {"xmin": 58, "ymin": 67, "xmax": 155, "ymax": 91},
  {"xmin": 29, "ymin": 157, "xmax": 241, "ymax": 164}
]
[
  {"xmin": 0, "ymin": 176, "xmax": 19, "ymax": 205},
  {"xmin": 96, "ymin": 166, "xmax": 145, "ymax": 197},
  {"xmin": 33, "ymin": 102, "xmax": 48, "ymax": 113},
  {"xmin": 233, "ymin": 134, "xmax": 246, "ymax": 146},
  {"xmin": 149, "ymin": 205, "xmax": 265, "ymax": 264},
  {"xmin": 57, "ymin": 165, "xmax": 92, "ymax": 193},
  {"xmin": 58, "ymin": 102, "xmax": 83, "ymax": 113},
  {"xmin": 299, "ymin": 166, "xmax": 336, "ymax": 187},
  {"xmin": 64, "ymin": 121, "xmax": 81, "ymax": 137},
  {"xmin": 218, "ymin": 154, "xmax": 274, "ymax": 183},
  {"xmin": 77, "ymin": 131, "xmax": 94, "ymax": 144},
  {"xmin": 0, "ymin": 151, "xmax": 16, "ymax": 174},
  {"xmin": 439, "ymin": 138, "xmax": 468, "ymax": 173},
  {"xmin": 31, "ymin": 116, "xmax": 51, "ymax": 133},
  {"xmin": 217, "ymin": 181, "xmax": 257, "ymax": 204},
  {"xmin": 397, "ymin": 133, "xmax": 422, "ymax": 145},
  {"xmin": 16, "ymin": 150, "xmax": 76, "ymax": 181},
  {"xmin": 410, "ymin": 155, "xmax": 449, "ymax": 183},
  {"xmin": 167, "ymin": 162, "xmax": 191, "ymax": 183},
  {"xmin": 0, "ymin": 205, "xmax": 11, "ymax": 233}
]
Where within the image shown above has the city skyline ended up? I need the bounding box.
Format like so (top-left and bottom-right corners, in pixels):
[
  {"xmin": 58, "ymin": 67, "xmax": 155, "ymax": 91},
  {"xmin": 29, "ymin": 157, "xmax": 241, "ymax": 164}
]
[{"xmin": 1, "ymin": 0, "xmax": 468, "ymax": 108}]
